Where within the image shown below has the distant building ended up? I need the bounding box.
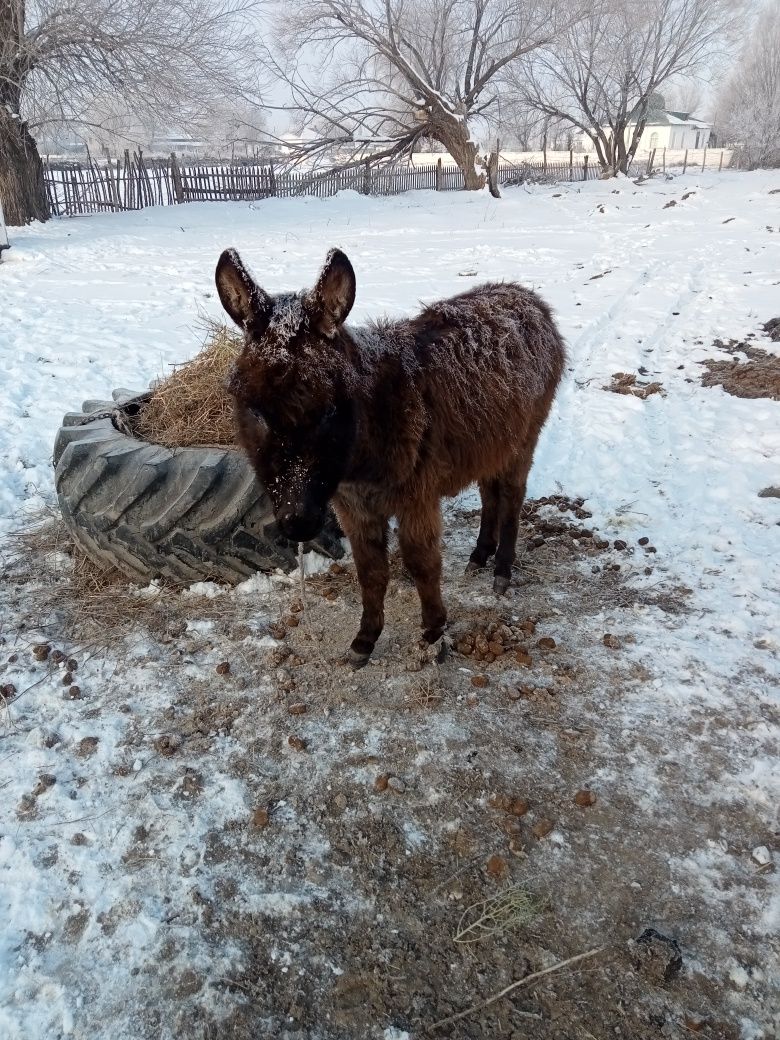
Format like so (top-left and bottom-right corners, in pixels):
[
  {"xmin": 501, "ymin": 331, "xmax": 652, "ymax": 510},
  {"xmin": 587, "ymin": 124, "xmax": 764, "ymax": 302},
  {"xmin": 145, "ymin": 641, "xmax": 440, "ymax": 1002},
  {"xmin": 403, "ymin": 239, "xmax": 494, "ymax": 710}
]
[
  {"xmin": 638, "ymin": 107, "xmax": 712, "ymax": 151},
  {"xmin": 580, "ymin": 98, "xmax": 713, "ymax": 153},
  {"xmin": 278, "ymin": 130, "xmax": 318, "ymax": 157},
  {"xmin": 149, "ymin": 133, "xmax": 207, "ymax": 156}
]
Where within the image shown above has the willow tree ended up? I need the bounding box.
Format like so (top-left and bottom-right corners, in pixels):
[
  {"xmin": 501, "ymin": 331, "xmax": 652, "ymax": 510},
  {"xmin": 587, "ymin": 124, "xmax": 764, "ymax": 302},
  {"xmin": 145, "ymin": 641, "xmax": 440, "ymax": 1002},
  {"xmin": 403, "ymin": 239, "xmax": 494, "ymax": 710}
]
[
  {"xmin": 269, "ymin": 0, "xmax": 573, "ymax": 189},
  {"xmin": 0, "ymin": 0, "xmax": 262, "ymax": 225}
]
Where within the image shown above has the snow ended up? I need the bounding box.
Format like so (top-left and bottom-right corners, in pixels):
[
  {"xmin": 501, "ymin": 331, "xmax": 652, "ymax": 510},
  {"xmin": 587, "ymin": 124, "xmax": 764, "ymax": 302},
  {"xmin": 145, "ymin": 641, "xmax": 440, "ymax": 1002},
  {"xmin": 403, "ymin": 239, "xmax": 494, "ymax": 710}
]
[{"xmin": 1, "ymin": 170, "xmax": 779, "ymax": 1037}]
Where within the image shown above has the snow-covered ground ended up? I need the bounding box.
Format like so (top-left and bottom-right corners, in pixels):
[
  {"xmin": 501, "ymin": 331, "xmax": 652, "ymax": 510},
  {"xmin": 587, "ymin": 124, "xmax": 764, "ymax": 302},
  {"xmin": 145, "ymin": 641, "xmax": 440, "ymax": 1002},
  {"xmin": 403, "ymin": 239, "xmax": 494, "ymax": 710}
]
[{"xmin": 1, "ymin": 172, "xmax": 778, "ymax": 1039}]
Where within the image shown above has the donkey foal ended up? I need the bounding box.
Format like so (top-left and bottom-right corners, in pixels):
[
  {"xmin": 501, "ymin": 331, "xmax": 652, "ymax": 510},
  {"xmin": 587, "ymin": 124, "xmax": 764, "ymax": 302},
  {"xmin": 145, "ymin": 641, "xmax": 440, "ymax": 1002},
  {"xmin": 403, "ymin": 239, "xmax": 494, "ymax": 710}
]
[{"xmin": 216, "ymin": 248, "xmax": 565, "ymax": 667}]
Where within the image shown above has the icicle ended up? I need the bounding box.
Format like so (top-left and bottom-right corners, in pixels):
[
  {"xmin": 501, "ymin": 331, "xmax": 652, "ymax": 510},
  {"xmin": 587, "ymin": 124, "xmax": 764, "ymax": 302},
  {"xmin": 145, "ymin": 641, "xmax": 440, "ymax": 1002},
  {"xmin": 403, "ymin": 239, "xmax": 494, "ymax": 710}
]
[{"xmin": 298, "ymin": 542, "xmax": 306, "ymax": 609}]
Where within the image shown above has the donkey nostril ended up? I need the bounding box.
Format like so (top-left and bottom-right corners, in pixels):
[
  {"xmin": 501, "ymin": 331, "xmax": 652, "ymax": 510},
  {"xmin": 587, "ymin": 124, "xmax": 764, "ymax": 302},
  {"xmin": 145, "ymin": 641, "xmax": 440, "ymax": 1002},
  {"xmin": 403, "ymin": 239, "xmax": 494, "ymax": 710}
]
[{"xmin": 279, "ymin": 509, "xmax": 306, "ymax": 530}]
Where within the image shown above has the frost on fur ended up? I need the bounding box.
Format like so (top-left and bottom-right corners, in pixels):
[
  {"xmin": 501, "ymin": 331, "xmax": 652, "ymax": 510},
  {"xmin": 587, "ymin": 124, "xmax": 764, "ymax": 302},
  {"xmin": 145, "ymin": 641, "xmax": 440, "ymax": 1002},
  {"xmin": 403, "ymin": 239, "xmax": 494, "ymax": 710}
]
[{"xmin": 221, "ymin": 249, "xmax": 566, "ymax": 665}]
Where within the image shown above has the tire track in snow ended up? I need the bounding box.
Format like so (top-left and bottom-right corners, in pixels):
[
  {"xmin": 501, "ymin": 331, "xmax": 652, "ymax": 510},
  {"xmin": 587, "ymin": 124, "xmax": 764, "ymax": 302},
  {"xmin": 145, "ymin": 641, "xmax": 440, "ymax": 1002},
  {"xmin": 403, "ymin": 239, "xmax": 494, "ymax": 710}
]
[{"xmin": 541, "ymin": 262, "xmax": 654, "ymax": 495}]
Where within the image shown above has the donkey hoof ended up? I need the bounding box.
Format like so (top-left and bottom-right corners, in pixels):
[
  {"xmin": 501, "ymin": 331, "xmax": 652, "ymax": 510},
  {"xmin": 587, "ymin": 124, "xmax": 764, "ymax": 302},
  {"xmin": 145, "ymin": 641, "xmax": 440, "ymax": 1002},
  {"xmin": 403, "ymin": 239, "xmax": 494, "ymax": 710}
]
[
  {"xmin": 422, "ymin": 621, "xmax": 447, "ymax": 644},
  {"xmin": 465, "ymin": 560, "xmax": 482, "ymax": 574},
  {"xmin": 347, "ymin": 647, "xmax": 371, "ymax": 670},
  {"xmin": 493, "ymin": 576, "xmax": 511, "ymax": 596},
  {"xmin": 430, "ymin": 634, "xmax": 452, "ymax": 663},
  {"xmin": 417, "ymin": 633, "xmax": 451, "ymax": 664}
]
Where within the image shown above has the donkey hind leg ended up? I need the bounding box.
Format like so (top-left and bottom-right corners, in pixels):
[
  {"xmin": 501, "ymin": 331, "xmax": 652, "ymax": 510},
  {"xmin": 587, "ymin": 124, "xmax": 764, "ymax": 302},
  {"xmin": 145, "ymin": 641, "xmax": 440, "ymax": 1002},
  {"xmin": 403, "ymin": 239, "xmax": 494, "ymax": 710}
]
[
  {"xmin": 466, "ymin": 479, "xmax": 500, "ymax": 572},
  {"xmin": 397, "ymin": 503, "xmax": 447, "ymax": 645},
  {"xmin": 335, "ymin": 504, "xmax": 390, "ymax": 668},
  {"xmin": 493, "ymin": 453, "xmax": 534, "ymax": 596},
  {"xmin": 493, "ymin": 396, "xmax": 557, "ymax": 595}
]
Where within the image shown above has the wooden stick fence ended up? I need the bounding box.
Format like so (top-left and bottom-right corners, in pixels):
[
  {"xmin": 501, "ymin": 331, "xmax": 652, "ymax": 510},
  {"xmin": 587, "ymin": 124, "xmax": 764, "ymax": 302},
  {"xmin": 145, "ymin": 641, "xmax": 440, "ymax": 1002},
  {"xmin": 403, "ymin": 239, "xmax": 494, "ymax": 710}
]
[{"xmin": 42, "ymin": 149, "xmax": 728, "ymax": 218}]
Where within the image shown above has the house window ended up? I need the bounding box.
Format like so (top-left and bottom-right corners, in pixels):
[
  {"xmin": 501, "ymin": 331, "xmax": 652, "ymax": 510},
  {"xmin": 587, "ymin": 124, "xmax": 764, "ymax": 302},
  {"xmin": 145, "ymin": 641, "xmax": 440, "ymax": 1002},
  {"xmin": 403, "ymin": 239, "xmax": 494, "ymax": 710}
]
[{"xmin": 649, "ymin": 132, "xmax": 659, "ymax": 150}]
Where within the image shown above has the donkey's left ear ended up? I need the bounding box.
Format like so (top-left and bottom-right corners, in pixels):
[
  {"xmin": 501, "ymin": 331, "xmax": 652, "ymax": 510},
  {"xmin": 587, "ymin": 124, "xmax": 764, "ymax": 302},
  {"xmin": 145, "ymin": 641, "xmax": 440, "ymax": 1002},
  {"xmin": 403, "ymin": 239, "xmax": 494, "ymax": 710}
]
[{"xmin": 308, "ymin": 249, "xmax": 356, "ymax": 336}]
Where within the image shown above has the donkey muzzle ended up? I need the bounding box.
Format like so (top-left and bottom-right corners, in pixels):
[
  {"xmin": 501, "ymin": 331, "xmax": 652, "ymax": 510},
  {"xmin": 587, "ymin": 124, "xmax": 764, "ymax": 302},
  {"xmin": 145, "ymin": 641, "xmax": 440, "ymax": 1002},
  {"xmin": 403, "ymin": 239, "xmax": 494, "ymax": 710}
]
[{"xmin": 277, "ymin": 508, "xmax": 325, "ymax": 543}]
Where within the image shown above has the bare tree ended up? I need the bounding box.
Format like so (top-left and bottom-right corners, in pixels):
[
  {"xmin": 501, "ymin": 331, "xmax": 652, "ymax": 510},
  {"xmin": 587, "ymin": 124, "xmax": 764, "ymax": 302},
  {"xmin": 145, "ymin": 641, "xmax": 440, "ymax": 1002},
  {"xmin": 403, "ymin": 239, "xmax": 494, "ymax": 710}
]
[
  {"xmin": 267, "ymin": 0, "xmax": 574, "ymax": 189},
  {"xmin": 195, "ymin": 100, "xmax": 270, "ymax": 159},
  {"xmin": 41, "ymin": 95, "xmax": 163, "ymax": 158},
  {"xmin": 0, "ymin": 0, "xmax": 264, "ymax": 225},
  {"xmin": 515, "ymin": 0, "xmax": 735, "ymax": 176},
  {"xmin": 666, "ymin": 77, "xmax": 704, "ymax": 116},
  {"xmin": 716, "ymin": 4, "xmax": 780, "ymax": 168},
  {"xmin": 499, "ymin": 101, "xmax": 546, "ymax": 150}
]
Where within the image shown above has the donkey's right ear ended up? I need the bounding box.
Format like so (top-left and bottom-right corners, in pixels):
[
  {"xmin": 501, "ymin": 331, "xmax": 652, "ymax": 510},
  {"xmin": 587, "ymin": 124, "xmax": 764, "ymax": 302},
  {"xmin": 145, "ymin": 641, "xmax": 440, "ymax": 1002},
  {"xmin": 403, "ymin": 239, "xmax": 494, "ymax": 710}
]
[{"xmin": 215, "ymin": 249, "xmax": 272, "ymax": 332}]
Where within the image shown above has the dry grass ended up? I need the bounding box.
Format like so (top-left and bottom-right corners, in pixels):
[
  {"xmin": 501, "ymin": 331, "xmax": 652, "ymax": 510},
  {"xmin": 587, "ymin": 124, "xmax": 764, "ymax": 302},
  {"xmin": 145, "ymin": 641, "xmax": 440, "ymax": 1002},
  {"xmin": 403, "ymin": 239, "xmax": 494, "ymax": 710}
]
[
  {"xmin": 454, "ymin": 884, "xmax": 547, "ymax": 944},
  {"xmin": 134, "ymin": 318, "xmax": 242, "ymax": 447},
  {"xmin": 407, "ymin": 671, "xmax": 444, "ymax": 709},
  {"xmin": 4, "ymin": 509, "xmax": 240, "ymax": 650},
  {"xmin": 5, "ymin": 509, "xmax": 163, "ymax": 641}
]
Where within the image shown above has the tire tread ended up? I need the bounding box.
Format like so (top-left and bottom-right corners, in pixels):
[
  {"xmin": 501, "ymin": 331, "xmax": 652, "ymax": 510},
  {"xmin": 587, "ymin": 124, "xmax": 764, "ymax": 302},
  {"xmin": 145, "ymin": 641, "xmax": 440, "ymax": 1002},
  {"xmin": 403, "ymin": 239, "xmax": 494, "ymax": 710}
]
[{"xmin": 53, "ymin": 395, "xmax": 343, "ymax": 584}]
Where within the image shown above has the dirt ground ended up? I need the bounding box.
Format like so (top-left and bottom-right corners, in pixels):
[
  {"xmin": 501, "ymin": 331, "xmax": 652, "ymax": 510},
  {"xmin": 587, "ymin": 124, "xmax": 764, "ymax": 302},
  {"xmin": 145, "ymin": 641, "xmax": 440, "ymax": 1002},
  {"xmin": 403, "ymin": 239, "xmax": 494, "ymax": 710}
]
[
  {"xmin": 4, "ymin": 494, "xmax": 777, "ymax": 1040},
  {"xmin": 603, "ymin": 371, "xmax": 665, "ymax": 399},
  {"xmin": 700, "ymin": 339, "xmax": 780, "ymax": 401}
]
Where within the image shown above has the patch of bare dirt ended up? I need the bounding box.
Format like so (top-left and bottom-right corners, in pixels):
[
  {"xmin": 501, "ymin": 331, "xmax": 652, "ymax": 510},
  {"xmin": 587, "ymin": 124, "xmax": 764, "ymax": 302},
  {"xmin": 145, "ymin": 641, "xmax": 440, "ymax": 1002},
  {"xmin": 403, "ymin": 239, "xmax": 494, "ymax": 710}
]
[
  {"xmin": 701, "ymin": 339, "xmax": 780, "ymax": 401},
  {"xmin": 603, "ymin": 372, "xmax": 665, "ymax": 399},
  {"xmin": 4, "ymin": 496, "xmax": 775, "ymax": 1040}
]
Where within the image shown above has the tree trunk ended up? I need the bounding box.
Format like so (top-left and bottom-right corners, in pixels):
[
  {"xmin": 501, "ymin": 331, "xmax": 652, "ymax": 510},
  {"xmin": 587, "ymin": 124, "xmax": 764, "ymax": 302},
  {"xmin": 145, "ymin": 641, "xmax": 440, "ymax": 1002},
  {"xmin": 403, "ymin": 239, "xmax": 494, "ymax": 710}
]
[
  {"xmin": 486, "ymin": 151, "xmax": 500, "ymax": 198},
  {"xmin": 614, "ymin": 124, "xmax": 630, "ymax": 175},
  {"xmin": 589, "ymin": 129, "xmax": 610, "ymax": 175},
  {"xmin": 600, "ymin": 129, "xmax": 622, "ymax": 177},
  {"xmin": 431, "ymin": 114, "xmax": 485, "ymax": 190},
  {"xmin": 0, "ymin": 106, "xmax": 49, "ymax": 225},
  {"xmin": 624, "ymin": 118, "xmax": 647, "ymax": 174}
]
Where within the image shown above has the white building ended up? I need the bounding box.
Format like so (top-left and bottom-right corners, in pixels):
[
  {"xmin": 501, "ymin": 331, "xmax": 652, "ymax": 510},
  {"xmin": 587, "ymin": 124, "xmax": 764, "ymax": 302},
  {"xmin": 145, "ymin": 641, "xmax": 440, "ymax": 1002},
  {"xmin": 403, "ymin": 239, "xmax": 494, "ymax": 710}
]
[
  {"xmin": 580, "ymin": 103, "xmax": 712, "ymax": 153},
  {"xmin": 639, "ymin": 110, "xmax": 712, "ymax": 151}
]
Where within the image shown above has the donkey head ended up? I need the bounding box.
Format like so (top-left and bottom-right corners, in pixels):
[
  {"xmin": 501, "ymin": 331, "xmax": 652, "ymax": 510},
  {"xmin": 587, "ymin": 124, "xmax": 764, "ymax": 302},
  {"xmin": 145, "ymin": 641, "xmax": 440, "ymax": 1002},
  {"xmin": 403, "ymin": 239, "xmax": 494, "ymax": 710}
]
[{"xmin": 216, "ymin": 248, "xmax": 357, "ymax": 542}]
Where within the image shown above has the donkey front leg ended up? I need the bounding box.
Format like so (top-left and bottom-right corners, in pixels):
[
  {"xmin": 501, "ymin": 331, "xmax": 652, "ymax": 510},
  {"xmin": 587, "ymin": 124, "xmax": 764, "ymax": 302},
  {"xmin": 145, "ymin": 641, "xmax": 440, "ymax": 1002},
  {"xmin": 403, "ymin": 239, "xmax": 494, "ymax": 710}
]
[
  {"xmin": 397, "ymin": 503, "xmax": 447, "ymax": 644},
  {"xmin": 334, "ymin": 503, "xmax": 390, "ymax": 667}
]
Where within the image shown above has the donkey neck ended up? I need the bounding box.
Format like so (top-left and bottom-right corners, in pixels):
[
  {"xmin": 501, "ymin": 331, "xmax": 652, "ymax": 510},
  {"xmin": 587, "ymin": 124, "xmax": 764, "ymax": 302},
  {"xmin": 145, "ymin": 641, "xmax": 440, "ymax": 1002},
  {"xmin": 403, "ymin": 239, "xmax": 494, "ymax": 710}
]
[{"xmin": 341, "ymin": 321, "xmax": 425, "ymax": 487}]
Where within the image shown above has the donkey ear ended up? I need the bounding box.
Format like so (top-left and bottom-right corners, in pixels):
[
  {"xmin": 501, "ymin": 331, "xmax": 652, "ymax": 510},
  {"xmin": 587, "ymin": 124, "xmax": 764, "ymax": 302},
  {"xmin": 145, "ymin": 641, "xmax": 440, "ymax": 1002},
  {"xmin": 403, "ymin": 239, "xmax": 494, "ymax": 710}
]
[
  {"xmin": 308, "ymin": 248, "xmax": 356, "ymax": 336},
  {"xmin": 215, "ymin": 249, "xmax": 271, "ymax": 332}
]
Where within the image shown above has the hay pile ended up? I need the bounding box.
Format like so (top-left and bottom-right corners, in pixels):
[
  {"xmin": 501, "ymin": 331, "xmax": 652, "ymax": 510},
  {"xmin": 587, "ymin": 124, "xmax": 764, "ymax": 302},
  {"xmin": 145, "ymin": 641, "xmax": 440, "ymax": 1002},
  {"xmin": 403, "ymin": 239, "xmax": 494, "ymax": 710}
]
[{"xmin": 134, "ymin": 319, "xmax": 242, "ymax": 447}]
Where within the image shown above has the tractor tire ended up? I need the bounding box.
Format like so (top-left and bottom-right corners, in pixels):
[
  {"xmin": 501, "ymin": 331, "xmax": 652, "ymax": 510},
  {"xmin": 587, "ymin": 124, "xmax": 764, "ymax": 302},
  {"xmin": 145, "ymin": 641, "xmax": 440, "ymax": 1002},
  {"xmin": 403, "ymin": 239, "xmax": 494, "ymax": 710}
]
[{"xmin": 53, "ymin": 389, "xmax": 344, "ymax": 584}]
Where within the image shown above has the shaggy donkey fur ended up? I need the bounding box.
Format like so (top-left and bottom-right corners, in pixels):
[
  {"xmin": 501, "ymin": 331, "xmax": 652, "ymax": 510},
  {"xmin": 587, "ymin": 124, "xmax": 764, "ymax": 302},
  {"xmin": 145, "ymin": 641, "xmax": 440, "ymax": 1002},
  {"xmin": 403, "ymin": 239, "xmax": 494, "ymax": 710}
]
[{"xmin": 216, "ymin": 247, "xmax": 566, "ymax": 666}]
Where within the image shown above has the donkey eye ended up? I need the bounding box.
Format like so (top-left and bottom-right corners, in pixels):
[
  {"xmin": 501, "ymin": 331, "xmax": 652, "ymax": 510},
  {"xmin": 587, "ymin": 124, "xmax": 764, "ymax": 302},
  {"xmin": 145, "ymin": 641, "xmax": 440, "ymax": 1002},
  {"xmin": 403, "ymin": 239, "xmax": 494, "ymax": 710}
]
[{"xmin": 318, "ymin": 406, "xmax": 336, "ymax": 429}]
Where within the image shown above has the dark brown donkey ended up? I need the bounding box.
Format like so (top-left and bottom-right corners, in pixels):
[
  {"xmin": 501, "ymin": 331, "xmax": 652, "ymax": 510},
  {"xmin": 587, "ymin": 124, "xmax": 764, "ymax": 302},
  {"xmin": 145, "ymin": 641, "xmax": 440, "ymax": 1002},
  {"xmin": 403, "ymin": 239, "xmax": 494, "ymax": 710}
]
[{"xmin": 216, "ymin": 248, "xmax": 565, "ymax": 666}]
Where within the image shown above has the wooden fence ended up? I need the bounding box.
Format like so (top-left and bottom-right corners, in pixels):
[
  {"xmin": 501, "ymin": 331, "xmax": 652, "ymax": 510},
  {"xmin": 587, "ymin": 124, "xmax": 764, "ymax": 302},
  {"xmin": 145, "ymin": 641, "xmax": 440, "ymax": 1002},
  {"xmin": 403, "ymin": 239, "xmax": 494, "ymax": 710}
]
[{"xmin": 42, "ymin": 148, "xmax": 714, "ymax": 218}]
